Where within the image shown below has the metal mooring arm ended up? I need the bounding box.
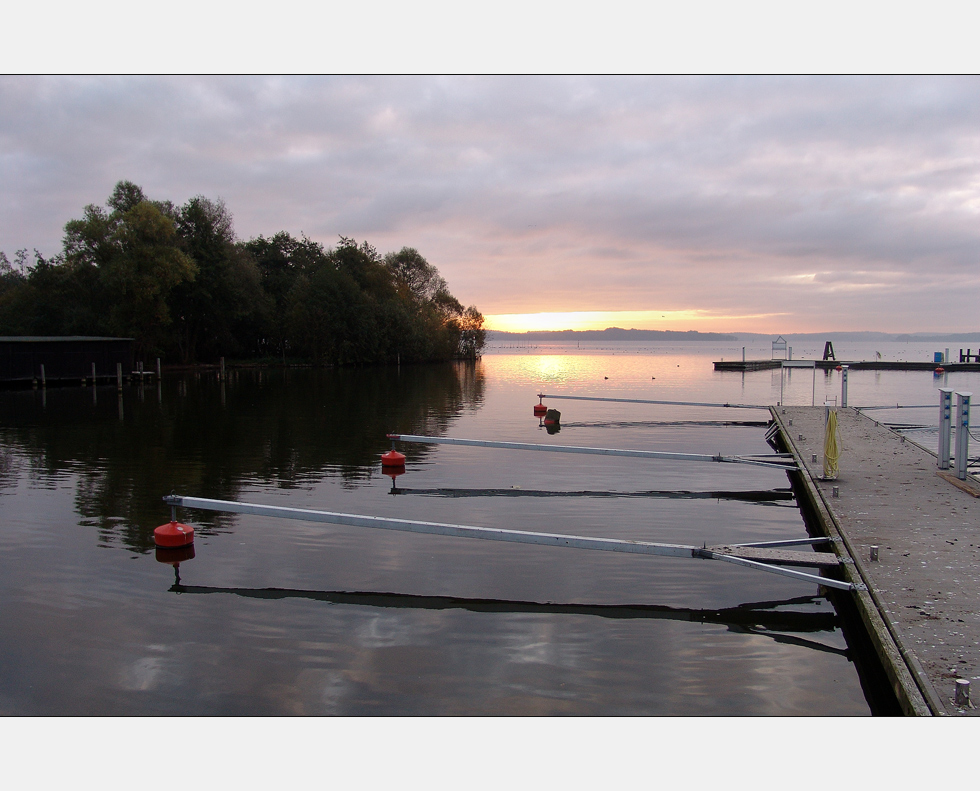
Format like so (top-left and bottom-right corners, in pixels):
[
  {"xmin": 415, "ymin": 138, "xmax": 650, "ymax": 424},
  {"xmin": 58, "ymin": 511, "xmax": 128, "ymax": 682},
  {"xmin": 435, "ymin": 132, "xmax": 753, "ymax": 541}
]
[
  {"xmin": 536, "ymin": 393, "xmax": 771, "ymax": 410},
  {"xmin": 162, "ymin": 495, "xmax": 855, "ymax": 591},
  {"xmin": 386, "ymin": 434, "xmax": 798, "ymax": 471}
]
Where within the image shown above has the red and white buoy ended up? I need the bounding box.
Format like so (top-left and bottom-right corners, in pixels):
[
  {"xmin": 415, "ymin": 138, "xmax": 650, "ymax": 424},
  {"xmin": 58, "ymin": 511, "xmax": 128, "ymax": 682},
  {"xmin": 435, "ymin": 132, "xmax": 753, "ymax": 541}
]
[
  {"xmin": 154, "ymin": 501, "xmax": 194, "ymax": 547},
  {"xmin": 935, "ymin": 366, "xmax": 945, "ymax": 375},
  {"xmin": 381, "ymin": 449, "xmax": 406, "ymax": 467},
  {"xmin": 153, "ymin": 520, "xmax": 195, "ymax": 547},
  {"xmin": 382, "ymin": 436, "xmax": 406, "ymax": 469},
  {"xmin": 533, "ymin": 395, "xmax": 547, "ymax": 417}
]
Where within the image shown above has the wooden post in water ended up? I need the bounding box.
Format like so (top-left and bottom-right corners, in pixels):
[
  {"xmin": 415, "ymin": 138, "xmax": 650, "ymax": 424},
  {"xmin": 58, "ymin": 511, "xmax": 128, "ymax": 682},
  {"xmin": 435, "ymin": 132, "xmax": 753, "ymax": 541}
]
[
  {"xmin": 220, "ymin": 357, "xmax": 225, "ymax": 381},
  {"xmin": 91, "ymin": 362, "xmax": 97, "ymax": 383},
  {"xmin": 116, "ymin": 362, "xmax": 123, "ymax": 392},
  {"xmin": 156, "ymin": 357, "xmax": 162, "ymax": 379},
  {"xmin": 40, "ymin": 363, "xmax": 46, "ymax": 387}
]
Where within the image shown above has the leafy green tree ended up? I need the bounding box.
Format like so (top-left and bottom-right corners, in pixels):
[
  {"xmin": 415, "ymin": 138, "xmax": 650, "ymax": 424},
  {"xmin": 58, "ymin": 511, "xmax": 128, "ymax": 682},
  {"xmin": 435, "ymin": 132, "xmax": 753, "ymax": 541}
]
[
  {"xmin": 244, "ymin": 232, "xmax": 330, "ymax": 361},
  {"xmin": 169, "ymin": 197, "xmax": 268, "ymax": 362},
  {"xmin": 458, "ymin": 305, "xmax": 487, "ymax": 359},
  {"xmin": 384, "ymin": 247, "xmax": 448, "ymax": 302},
  {"xmin": 3, "ymin": 181, "xmax": 485, "ymax": 365},
  {"xmin": 62, "ymin": 183, "xmax": 196, "ymax": 358}
]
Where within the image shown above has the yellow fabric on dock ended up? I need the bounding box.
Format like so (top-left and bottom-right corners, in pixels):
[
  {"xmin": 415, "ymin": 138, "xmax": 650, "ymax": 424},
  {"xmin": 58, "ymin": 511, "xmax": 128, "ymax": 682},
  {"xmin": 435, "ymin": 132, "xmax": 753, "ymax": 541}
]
[{"xmin": 823, "ymin": 409, "xmax": 841, "ymax": 479}]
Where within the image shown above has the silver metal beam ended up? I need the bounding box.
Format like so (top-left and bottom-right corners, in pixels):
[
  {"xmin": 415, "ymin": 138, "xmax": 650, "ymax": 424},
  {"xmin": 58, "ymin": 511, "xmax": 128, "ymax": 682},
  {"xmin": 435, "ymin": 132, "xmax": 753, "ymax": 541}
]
[
  {"xmin": 536, "ymin": 393, "xmax": 770, "ymax": 410},
  {"xmin": 387, "ymin": 434, "xmax": 798, "ymax": 471},
  {"xmin": 855, "ymin": 404, "xmax": 935, "ymax": 410},
  {"xmin": 728, "ymin": 537, "xmax": 833, "ymax": 548},
  {"xmin": 162, "ymin": 495, "xmax": 856, "ymax": 591}
]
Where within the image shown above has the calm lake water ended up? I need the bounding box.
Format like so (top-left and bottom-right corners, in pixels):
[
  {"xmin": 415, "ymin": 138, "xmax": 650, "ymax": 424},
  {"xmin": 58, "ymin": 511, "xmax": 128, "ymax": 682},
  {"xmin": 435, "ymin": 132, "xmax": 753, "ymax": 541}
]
[{"xmin": 2, "ymin": 341, "xmax": 978, "ymax": 715}]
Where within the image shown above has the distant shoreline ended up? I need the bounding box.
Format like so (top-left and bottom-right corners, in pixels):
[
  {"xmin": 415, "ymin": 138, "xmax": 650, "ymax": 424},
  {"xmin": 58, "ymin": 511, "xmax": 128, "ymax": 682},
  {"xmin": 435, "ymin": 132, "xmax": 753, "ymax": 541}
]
[
  {"xmin": 487, "ymin": 327, "xmax": 980, "ymax": 343},
  {"xmin": 487, "ymin": 328, "xmax": 736, "ymax": 342}
]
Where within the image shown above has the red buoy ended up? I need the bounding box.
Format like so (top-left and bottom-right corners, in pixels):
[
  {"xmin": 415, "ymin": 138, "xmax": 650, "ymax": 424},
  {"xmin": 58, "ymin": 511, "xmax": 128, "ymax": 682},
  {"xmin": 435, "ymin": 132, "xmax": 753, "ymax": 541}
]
[
  {"xmin": 935, "ymin": 366, "xmax": 945, "ymax": 374},
  {"xmin": 153, "ymin": 520, "xmax": 194, "ymax": 547},
  {"xmin": 381, "ymin": 450, "xmax": 406, "ymax": 467},
  {"xmin": 835, "ymin": 365, "xmax": 842, "ymax": 372},
  {"xmin": 533, "ymin": 403, "xmax": 547, "ymax": 417}
]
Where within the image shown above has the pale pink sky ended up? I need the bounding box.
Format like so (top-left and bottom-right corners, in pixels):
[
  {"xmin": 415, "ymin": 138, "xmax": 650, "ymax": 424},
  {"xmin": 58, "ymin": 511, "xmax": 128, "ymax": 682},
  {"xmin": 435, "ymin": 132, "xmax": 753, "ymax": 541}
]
[{"xmin": 3, "ymin": 76, "xmax": 979, "ymax": 333}]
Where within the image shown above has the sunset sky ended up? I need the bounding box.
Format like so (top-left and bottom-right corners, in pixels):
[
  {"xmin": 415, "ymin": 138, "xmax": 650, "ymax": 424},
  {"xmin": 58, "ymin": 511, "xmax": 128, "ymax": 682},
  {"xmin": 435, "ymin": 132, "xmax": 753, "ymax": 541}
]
[{"xmin": 3, "ymin": 75, "xmax": 979, "ymax": 334}]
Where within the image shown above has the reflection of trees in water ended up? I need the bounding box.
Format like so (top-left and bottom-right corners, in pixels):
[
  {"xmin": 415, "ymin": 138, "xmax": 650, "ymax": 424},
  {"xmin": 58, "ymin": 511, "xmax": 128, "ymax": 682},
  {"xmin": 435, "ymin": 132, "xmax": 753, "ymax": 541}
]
[
  {"xmin": 0, "ymin": 361, "xmax": 485, "ymax": 553},
  {"xmin": 0, "ymin": 446, "xmax": 18, "ymax": 488}
]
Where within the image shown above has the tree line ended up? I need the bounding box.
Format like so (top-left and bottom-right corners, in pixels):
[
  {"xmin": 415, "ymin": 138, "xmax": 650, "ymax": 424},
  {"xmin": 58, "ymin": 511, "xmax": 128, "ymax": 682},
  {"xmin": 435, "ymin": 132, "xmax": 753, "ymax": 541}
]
[{"xmin": 0, "ymin": 181, "xmax": 486, "ymax": 365}]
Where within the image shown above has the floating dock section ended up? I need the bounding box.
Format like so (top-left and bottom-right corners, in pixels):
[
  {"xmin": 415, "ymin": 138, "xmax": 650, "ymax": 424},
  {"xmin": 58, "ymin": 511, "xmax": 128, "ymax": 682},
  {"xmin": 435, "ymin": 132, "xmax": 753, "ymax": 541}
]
[
  {"xmin": 771, "ymin": 406, "xmax": 980, "ymax": 715},
  {"xmin": 717, "ymin": 359, "xmax": 980, "ymax": 372}
]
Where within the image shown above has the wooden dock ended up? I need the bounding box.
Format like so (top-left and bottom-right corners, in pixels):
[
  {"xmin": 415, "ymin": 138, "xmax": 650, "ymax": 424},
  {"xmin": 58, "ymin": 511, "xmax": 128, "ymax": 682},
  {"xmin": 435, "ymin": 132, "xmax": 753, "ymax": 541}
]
[
  {"xmin": 772, "ymin": 406, "xmax": 980, "ymax": 715},
  {"xmin": 716, "ymin": 359, "xmax": 980, "ymax": 372}
]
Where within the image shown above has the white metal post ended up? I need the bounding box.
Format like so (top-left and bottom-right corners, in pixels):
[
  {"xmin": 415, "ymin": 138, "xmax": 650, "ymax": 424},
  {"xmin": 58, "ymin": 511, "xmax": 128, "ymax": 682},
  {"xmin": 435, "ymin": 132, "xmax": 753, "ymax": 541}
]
[
  {"xmin": 841, "ymin": 365, "xmax": 849, "ymax": 408},
  {"xmin": 954, "ymin": 392, "xmax": 972, "ymax": 481},
  {"xmin": 939, "ymin": 388, "xmax": 954, "ymax": 470}
]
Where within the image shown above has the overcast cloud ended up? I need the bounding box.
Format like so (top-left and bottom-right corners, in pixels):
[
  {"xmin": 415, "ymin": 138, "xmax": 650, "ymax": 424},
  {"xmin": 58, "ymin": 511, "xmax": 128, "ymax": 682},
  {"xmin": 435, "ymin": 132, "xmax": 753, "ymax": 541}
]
[{"xmin": 2, "ymin": 75, "xmax": 979, "ymax": 332}]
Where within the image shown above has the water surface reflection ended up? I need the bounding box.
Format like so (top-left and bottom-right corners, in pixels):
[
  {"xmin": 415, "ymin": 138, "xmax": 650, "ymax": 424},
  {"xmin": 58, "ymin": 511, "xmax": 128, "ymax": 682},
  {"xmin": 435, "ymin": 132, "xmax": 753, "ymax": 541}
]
[{"xmin": 0, "ymin": 351, "xmax": 882, "ymax": 714}]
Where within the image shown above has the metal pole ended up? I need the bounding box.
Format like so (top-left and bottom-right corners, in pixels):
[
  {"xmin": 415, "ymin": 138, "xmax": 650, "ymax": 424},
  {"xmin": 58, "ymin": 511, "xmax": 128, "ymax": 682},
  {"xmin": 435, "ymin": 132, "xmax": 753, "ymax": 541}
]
[
  {"xmin": 841, "ymin": 365, "xmax": 849, "ymax": 408},
  {"xmin": 856, "ymin": 405, "xmax": 934, "ymax": 410},
  {"xmin": 938, "ymin": 388, "xmax": 954, "ymax": 470},
  {"xmin": 812, "ymin": 364, "xmax": 816, "ymax": 407},
  {"xmin": 742, "ymin": 346, "xmax": 745, "ymax": 362},
  {"xmin": 163, "ymin": 494, "xmax": 854, "ymax": 591},
  {"xmin": 91, "ymin": 362, "xmax": 97, "ymax": 383},
  {"xmin": 779, "ymin": 364, "xmax": 784, "ymax": 406},
  {"xmin": 535, "ymin": 394, "xmax": 770, "ymax": 410},
  {"xmin": 40, "ymin": 363, "xmax": 46, "ymax": 387},
  {"xmin": 116, "ymin": 362, "xmax": 123, "ymax": 392},
  {"xmin": 157, "ymin": 357, "xmax": 162, "ymax": 379},
  {"xmin": 954, "ymin": 391, "xmax": 972, "ymax": 481},
  {"xmin": 220, "ymin": 356, "xmax": 225, "ymax": 381},
  {"xmin": 387, "ymin": 433, "xmax": 797, "ymax": 470}
]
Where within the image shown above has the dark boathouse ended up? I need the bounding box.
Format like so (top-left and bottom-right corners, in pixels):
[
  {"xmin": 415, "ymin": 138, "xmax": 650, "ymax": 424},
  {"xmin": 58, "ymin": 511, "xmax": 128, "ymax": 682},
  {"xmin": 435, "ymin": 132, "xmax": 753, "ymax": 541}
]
[{"xmin": 0, "ymin": 336, "xmax": 134, "ymax": 384}]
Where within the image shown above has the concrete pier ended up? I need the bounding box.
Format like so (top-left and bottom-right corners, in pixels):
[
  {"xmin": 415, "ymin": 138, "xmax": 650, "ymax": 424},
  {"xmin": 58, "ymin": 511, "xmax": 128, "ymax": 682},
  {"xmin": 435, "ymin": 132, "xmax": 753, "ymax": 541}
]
[
  {"xmin": 773, "ymin": 406, "xmax": 980, "ymax": 715},
  {"xmin": 716, "ymin": 359, "xmax": 980, "ymax": 372}
]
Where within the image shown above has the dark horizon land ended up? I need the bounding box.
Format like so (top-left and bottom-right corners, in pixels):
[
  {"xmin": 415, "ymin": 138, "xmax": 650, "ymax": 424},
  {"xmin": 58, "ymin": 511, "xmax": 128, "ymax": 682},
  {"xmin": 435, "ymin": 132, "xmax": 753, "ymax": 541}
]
[{"xmin": 486, "ymin": 328, "xmax": 980, "ymax": 343}]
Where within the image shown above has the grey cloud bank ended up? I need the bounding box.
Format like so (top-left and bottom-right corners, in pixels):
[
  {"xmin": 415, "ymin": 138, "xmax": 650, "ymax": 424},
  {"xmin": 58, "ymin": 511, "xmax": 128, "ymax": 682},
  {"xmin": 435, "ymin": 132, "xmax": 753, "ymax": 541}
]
[{"xmin": 2, "ymin": 75, "xmax": 979, "ymax": 331}]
